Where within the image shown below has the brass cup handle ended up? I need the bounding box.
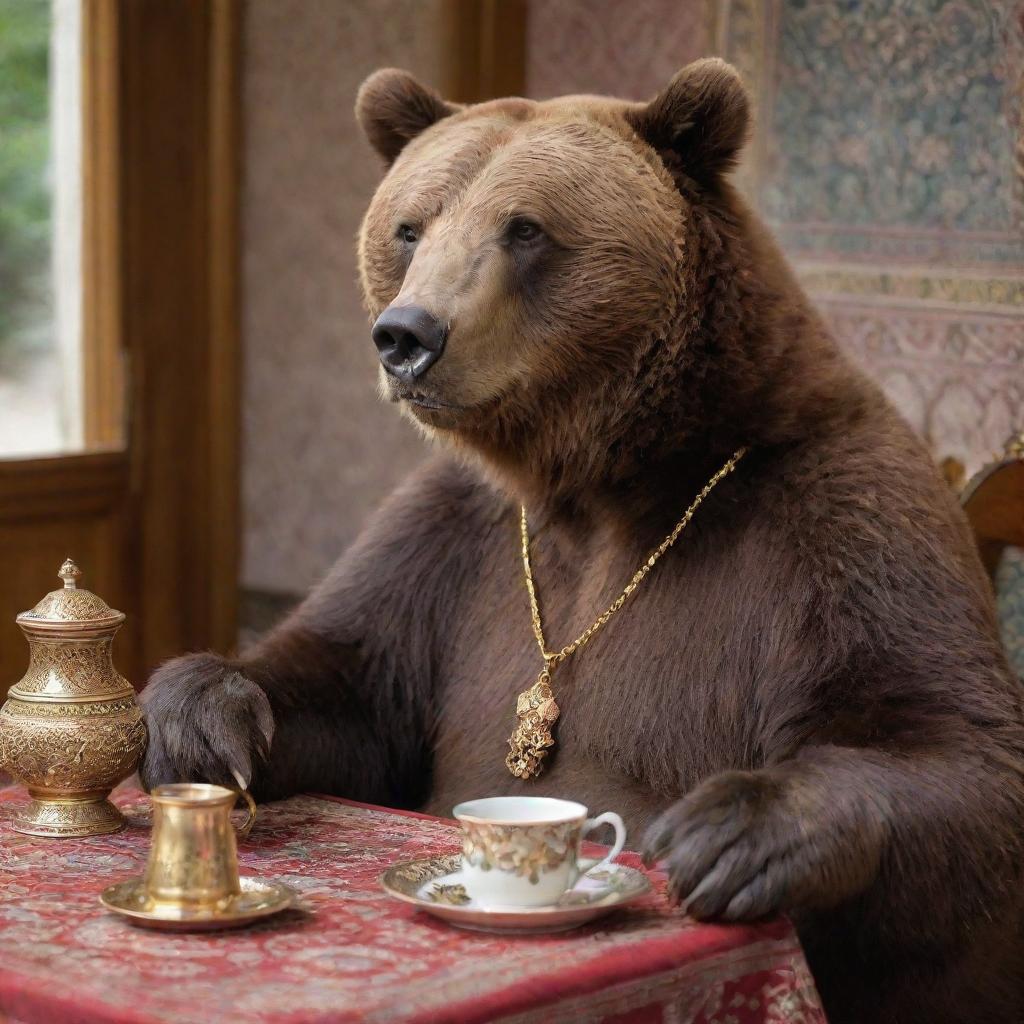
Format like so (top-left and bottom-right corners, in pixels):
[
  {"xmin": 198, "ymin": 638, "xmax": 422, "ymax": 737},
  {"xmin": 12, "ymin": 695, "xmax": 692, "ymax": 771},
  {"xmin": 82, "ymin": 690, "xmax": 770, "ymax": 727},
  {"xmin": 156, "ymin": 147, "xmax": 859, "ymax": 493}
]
[{"xmin": 231, "ymin": 788, "xmax": 257, "ymax": 840}]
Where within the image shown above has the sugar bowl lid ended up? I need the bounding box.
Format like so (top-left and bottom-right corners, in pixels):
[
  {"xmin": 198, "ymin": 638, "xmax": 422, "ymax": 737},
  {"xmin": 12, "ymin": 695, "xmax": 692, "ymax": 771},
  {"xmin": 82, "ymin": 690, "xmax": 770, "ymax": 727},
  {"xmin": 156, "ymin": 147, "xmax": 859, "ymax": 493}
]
[{"xmin": 17, "ymin": 559, "xmax": 125, "ymax": 635}]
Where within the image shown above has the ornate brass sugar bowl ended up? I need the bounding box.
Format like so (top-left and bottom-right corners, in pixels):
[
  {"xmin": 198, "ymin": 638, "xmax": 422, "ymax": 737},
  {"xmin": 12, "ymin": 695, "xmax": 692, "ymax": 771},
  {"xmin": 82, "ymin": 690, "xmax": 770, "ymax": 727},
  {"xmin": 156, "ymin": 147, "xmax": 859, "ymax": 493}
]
[{"xmin": 0, "ymin": 559, "xmax": 147, "ymax": 837}]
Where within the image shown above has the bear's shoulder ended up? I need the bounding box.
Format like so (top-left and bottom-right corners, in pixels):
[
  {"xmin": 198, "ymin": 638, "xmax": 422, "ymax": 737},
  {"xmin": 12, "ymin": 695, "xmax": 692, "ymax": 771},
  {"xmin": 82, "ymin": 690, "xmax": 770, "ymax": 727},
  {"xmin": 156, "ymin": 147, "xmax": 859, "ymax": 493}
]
[
  {"xmin": 338, "ymin": 453, "xmax": 509, "ymax": 579},
  {"xmin": 300, "ymin": 454, "xmax": 508, "ymax": 636},
  {"xmin": 391, "ymin": 453, "xmax": 509, "ymax": 529},
  {"xmin": 775, "ymin": 409, "xmax": 966, "ymax": 555},
  {"xmin": 766, "ymin": 412, "xmax": 998, "ymax": 666}
]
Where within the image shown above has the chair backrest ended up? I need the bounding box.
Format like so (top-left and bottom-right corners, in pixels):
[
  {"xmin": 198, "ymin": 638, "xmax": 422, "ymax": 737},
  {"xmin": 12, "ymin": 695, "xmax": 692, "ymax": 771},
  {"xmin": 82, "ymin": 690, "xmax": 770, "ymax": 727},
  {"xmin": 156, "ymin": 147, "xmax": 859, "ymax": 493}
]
[{"xmin": 960, "ymin": 433, "xmax": 1024, "ymax": 678}]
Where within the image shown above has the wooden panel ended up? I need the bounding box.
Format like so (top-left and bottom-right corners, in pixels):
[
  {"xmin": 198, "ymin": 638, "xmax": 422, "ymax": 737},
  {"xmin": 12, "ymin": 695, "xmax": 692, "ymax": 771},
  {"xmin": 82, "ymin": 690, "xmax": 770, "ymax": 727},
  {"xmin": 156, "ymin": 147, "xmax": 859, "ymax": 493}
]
[
  {"xmin": 964, "ymin": 461, "xmax": 1024, "ymax": 548},
  {"xmin": 117, "ymin": 0, "xmax": 242, "ymax": 666},
  {"xmin": 0, "ymin": 451, "xmax": 127, "ymax": 523},
  {"xmin": 206, "ymin": 0, "xmax": 242, "ymax": 650},
  {"xmin": 82, "ymin": 0, "xmax": 125, "ymax": 448},
  {"xmin": 963, "ymin": 458, "xmax": 1024, "ymax": 579},
  {"xmin": 440, "ymin": 0, "xmax": 527, "ymax": 102},
  {"xmin": 0, "ymin": 455, "xmax": 137, "ymax": 690}
]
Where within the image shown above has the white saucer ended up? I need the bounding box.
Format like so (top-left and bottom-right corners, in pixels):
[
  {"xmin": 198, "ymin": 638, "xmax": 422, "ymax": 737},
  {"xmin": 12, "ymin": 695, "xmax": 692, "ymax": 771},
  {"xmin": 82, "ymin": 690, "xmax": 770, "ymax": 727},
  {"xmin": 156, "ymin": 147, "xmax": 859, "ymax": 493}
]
[{"xmin": 380, "ymin": 854, "xmax": 652, "ymax": 934}]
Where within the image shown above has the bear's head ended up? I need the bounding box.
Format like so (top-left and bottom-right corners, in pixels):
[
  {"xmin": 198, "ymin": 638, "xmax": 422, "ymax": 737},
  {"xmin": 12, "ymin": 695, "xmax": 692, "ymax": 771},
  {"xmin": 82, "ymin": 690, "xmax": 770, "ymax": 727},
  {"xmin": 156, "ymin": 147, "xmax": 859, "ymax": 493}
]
[{"xmin": 356, "ymin": 62, "xmax": 839, "ymax": 510}]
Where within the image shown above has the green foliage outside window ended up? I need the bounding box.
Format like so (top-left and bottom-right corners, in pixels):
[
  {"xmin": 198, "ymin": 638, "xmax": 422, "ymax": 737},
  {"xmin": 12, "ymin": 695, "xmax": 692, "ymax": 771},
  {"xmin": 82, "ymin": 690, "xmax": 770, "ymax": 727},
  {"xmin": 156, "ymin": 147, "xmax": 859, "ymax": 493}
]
[{"xmin": 0, "ymin": 0, "xmax": 51, "ymax": 354}]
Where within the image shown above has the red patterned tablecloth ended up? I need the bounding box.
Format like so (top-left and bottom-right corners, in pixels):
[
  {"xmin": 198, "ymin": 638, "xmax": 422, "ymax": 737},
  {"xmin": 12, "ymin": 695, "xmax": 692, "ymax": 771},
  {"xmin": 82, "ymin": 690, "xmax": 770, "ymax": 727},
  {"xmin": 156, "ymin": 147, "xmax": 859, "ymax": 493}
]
[{"xmin": 0, "ymin": 788, "xmax": 824, "ymax": 1024}]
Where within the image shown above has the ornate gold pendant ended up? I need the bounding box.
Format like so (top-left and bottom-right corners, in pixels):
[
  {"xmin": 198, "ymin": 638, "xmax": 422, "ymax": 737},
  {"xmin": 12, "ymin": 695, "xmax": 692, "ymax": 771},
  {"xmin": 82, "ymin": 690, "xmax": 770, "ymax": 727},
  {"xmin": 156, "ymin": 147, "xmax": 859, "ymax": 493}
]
[{"xmin": 505, "ymin": 669, "xmax": 561, "ymax": 779}]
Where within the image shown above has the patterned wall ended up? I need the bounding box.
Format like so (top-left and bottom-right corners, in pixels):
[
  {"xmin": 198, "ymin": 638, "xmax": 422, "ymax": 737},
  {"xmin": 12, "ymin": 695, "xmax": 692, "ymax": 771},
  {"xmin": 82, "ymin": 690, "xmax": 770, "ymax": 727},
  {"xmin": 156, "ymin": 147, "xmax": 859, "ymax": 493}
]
[
  {"xmin": 526, "ymin": 0, "xmax": 711, "ymax": 99},
  {"xmin": 527, "ymin": 0, "xmax": 1024, "ymax": 473},
  {"xmin": 242, "ymin": 0, "xmax": 439, "ymax": 595}
]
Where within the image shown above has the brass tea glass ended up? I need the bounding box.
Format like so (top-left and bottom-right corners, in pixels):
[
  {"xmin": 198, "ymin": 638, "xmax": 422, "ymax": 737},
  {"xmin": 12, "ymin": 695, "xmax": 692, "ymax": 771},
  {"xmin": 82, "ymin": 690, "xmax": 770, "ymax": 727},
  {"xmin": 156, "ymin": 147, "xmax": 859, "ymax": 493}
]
[{"xmin": 144, "ymin": 784, "xmax": 257, "ymax": 909}]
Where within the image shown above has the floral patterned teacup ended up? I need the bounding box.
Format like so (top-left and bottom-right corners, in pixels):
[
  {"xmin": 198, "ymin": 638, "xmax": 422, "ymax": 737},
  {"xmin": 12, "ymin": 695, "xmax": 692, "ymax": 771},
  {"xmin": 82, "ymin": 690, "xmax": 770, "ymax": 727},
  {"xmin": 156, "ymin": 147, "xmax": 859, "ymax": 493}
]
[{"xmin": 453, "ymin": 796, "xmax": 626, "ymax": 908}]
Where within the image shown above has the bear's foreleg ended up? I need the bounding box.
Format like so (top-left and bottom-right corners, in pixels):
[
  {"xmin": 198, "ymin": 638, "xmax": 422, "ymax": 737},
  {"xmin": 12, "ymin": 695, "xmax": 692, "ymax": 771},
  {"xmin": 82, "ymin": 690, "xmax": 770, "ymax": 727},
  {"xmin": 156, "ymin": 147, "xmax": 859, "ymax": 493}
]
[
  {"xmin": 140, "ymin": 603, "xmax": 435, "ymax": 805},
  {"xmin": 140, "ymin": 463, "xmax": 479, "ymax": 804},
  {"xmin": 642, "ymin": 742, "xmax": 1024, "ymax": 936}
]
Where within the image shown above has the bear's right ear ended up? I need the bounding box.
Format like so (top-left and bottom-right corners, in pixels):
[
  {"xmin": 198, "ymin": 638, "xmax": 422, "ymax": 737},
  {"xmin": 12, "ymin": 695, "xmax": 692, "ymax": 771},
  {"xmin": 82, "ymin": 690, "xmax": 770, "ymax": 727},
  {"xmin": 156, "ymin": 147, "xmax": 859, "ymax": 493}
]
[
  {"xmin": 356, "ymin": 68, "xmax": 459, "ymax": 166},
  {"xmin": 627, "ymin": 58, "xmax": 750, "ymax": 182}
]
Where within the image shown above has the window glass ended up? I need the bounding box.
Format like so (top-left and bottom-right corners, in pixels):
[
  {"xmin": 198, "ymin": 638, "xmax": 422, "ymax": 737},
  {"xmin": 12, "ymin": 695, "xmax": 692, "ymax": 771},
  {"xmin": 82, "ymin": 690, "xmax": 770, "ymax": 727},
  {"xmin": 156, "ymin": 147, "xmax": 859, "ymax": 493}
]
[{"xmin": 0, "ymin": 0, "xmax": 82, "ymax": 457}]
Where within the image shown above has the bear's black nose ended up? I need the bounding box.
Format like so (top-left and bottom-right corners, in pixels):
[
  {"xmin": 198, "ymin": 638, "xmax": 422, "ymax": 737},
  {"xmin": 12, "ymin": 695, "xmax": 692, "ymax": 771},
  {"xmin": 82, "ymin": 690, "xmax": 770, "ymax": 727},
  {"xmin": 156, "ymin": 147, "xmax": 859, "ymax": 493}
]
[{"xmin": 372, "ymin": 305, "xmax": 447, "ymax": 382}]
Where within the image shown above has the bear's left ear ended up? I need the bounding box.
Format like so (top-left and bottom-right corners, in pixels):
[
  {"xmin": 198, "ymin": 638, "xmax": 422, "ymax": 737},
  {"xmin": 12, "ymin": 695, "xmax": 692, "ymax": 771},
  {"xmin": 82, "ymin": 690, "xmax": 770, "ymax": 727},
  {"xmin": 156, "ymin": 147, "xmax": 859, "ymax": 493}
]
[
  {"xmin": 356, "ymin": 68, "xmax": 460, "ymax": 166},
  {"xmin": 627, "ymin": 58, "xmax": 750, "ymax": 182}
]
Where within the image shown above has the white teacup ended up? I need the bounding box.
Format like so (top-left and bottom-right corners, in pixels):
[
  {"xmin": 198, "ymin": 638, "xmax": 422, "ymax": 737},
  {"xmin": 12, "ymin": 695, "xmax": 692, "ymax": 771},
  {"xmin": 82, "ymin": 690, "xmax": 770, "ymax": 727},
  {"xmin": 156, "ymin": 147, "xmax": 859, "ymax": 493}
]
[{"xmin": 453, "ymin": 796, "xmax": 626, "ymax": 908}]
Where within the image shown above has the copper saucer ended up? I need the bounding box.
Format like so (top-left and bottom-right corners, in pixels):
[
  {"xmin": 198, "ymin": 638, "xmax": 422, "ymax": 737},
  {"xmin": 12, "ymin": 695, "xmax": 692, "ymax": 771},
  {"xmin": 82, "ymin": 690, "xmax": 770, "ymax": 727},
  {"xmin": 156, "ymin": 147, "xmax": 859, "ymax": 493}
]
[
  {"xmin": 100, "ymin": 876, "xmax": 295, "ymax": 931},
  {"xmin": 381, "ymin": 854, "xmax": 652, "ymax": 934}
]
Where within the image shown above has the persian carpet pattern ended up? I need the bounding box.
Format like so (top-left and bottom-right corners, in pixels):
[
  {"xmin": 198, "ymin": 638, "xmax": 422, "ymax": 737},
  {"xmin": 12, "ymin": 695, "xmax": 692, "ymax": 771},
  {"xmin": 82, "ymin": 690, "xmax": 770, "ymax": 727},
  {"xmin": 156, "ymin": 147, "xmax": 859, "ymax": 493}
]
[
  {"xmin": 0, "ymin": 788, "xmax": 824, "ymax": 1024},
  {"xmin": 761, "ymin": 0, "xmax": 1022, "ymax": 254},
  {"xmin": 526, "ymin": 0, "xmax": 1024, "ymax": 476},
  {"xmin": 717, "ymin": 0, "xmax": 1024, "ymax": 474}
]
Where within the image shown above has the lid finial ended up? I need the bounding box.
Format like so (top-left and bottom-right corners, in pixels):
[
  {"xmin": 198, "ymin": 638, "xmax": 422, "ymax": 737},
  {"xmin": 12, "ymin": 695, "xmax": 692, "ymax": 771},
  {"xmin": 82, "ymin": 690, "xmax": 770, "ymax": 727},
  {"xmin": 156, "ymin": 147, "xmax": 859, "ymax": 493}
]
[{"xmin": 59, "ymin": 558, "xmax": 82, "ymax": 590}]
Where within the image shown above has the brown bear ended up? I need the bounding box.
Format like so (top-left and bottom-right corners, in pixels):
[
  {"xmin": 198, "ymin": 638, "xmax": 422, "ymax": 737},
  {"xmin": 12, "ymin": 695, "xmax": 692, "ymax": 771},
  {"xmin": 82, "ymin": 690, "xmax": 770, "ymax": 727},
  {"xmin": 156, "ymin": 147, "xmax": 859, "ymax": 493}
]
[{"xmin": 140, "ymin": 61, "xmax": 1024, "ymax": 1023}]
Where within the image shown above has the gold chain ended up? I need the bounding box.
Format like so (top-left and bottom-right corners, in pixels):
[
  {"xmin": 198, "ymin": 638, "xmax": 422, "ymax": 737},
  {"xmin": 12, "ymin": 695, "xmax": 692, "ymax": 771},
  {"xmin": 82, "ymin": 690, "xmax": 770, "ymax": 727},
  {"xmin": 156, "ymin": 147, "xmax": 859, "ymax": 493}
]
[
  {"xmin": 520, "ymin": 447, "xmax": 749, "ymax": 669},
  {"xmin": 505, "ymin": 446, "xmax": 748, "ymax": 779}
]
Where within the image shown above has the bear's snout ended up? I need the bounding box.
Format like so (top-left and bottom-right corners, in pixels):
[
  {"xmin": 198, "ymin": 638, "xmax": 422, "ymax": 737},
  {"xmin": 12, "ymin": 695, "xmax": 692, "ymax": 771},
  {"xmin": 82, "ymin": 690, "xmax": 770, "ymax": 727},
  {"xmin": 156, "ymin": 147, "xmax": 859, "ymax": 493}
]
[{"xmin": 372, "ymin": 305, "xmax": 448, "ymax": 383}]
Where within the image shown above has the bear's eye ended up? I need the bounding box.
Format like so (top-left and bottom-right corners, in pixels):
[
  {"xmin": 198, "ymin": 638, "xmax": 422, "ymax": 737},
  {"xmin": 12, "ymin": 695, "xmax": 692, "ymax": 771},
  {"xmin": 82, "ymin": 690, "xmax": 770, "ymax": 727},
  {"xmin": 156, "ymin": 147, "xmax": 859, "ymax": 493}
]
[
  {"xmin": 397, "ymin": 224, "xmax": 419, "ymax": 245},
  {"xmin": 508, "ymin": 219, "xmax": 543, "ymax": 245}
]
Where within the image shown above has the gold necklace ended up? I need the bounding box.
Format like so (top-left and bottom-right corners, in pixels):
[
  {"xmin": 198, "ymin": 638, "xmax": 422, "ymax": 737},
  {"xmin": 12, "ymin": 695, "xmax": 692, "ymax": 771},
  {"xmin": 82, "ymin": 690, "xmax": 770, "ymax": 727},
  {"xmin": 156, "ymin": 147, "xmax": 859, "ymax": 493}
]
[{"xmin": 505, "ymin": 447, "xmax": 749, "ymax": 779}]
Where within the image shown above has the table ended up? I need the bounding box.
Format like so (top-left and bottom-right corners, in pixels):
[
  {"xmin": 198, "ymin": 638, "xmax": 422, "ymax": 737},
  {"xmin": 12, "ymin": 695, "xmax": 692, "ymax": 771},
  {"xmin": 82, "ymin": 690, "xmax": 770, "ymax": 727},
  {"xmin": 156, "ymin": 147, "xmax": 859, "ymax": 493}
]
[{"xmin": 0, "ymin": 787, "xmax": 824, "ymax": 1024}]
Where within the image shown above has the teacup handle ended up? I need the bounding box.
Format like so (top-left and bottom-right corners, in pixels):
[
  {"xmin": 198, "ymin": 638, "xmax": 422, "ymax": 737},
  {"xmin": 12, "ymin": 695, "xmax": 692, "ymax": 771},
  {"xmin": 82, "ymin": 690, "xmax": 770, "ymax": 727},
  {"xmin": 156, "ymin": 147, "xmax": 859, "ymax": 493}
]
[
  {"xmin": 231, "ymin": 788, "xmax": 257, "ymax": 841},
  {"xmin": 578, "ymin": 811, "xmax": 626, "ymax": 875}
]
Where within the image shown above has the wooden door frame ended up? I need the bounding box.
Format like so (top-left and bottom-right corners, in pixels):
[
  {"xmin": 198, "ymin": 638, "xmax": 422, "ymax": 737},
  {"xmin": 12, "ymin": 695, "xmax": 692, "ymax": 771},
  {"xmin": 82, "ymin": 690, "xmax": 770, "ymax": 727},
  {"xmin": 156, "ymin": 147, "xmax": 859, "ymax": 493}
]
[
  {"xmin": 440, "ymin": 0, "xmax": 528, "ymax": 102},
  {"xmin": 0, "ymin": 0, "xmax": 241, "ymax": 681},
  {"xmin": 118, "ymin": 0, "xmax": 241, "ymax": 667}
]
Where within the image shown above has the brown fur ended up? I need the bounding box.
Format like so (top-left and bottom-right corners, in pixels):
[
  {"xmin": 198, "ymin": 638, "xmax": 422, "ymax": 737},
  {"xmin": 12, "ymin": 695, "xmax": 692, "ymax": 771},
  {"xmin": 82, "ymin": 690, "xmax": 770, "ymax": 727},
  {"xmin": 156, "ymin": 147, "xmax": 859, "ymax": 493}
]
[{"xmin": 141, "ymin": 62, "xmax": 1024, "ymax": 1023}]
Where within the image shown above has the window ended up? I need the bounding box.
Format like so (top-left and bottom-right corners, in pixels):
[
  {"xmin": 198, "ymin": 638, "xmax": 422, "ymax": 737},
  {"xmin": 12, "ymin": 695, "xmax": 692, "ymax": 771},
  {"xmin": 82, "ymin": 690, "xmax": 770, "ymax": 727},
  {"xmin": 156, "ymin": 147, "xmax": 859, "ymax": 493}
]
[{"xmin": 0, "ymin": 0, "xmax": 83, "ymax": 457}]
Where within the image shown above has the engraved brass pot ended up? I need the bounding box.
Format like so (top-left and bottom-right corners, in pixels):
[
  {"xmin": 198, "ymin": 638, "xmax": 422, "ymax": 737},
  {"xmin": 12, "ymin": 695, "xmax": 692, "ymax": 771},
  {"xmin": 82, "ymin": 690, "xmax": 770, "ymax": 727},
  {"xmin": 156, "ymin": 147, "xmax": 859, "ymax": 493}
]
[{"xmin": 0, "ymin": 560, "xmax": 147, "ymax": 837}]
